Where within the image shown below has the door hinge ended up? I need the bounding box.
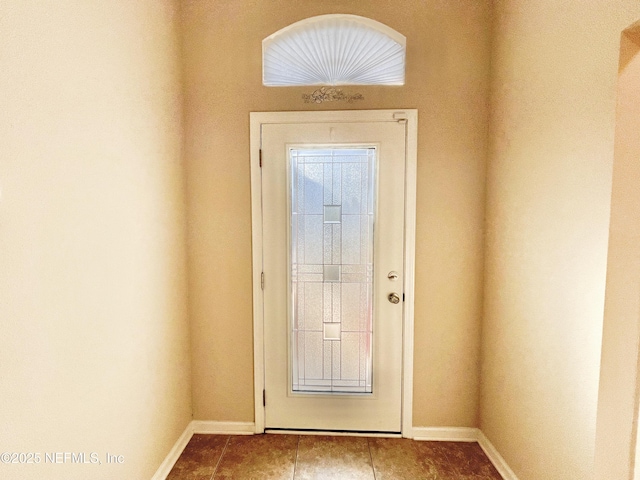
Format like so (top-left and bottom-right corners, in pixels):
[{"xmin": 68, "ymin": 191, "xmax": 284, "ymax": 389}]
[
  {"xmin": 259, "ymin": 149, "xmax": 263, "ymax": 167},
  {"xmin": 261, "ymin": 272, "xmax": 264, "ymax": 290},
  {"xmin": 263, "ymin": 389, "xmax": 266, "ymax": 407}
]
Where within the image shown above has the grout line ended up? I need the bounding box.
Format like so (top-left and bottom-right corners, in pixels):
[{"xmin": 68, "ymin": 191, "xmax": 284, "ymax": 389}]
[
  {"xmin": 367, "ymin": 437, "xmax": 377, "ymax": 480},
  {"xmin": 292, "ymin": 435, "xmax": 300, "ymax": 479},
  {"xmin": 210, "ymin": 435, "xmax": 231, "ymax": 480}
]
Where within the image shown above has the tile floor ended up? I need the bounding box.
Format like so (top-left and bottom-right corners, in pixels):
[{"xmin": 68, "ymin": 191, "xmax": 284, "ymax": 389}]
[{"xmin": 166, "ymin": 433, "xmax": 503, "ymax": 479}]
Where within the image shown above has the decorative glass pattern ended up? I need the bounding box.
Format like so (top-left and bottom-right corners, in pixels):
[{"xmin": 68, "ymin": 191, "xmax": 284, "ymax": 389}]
[{"xmin": 290, "ymin": 148, "xmax": 376, "ymax": 393}]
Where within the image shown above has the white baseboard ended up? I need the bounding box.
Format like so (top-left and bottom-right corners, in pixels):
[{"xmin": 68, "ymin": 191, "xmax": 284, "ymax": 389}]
[
  {"xmin": 477, "ymin": 430, "xmax": 519, "ymax": 480},
  {"xmin": 412, "ymin": 426, "xmax": 480, "ymax": 442},
  {"xmin": 191, "ymin": 420, "xmax": 256, "ymax": 435},
  {"xmin": 151, "ymin": 422, "xmax": 194, "ymax": 480}
]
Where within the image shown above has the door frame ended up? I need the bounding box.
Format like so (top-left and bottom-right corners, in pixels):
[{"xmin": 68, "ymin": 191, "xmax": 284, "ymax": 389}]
[{"xmin": 249, "ymin": 110, "xmax": 418, "ymax": 437}]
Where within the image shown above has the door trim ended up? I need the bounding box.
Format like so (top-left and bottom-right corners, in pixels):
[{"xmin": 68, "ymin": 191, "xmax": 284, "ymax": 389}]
[{"xmin": 249, "ymin": 110, "xmax": 417, "ymax": 437}]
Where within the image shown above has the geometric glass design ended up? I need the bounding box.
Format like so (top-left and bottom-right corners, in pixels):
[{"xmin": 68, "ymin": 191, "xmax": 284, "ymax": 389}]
[
  {"xmin": 263, "ymin": 14, "xmax": 406, "ymax": 87},
  {"xmin": 290, "ymin": 147, "xmax": 376, "ymax": 393}
]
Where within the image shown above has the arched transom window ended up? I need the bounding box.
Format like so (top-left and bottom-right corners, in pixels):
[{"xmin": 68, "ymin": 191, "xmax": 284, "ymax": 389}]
[{"xmin": 262, "ymin": 14, "xmax": 406, "ymax": 87}]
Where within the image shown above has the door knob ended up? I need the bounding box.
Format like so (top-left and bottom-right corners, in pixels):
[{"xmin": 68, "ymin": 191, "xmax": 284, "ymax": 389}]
[{"xmin": 388, "ymin": 293, "xmax": 400, "ymax": 304}]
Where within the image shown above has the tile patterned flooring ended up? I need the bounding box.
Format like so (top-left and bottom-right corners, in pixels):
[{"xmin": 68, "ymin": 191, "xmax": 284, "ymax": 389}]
[{"xmin": 167, "ymin": 433, "xmax": 503, "ymax": 479}]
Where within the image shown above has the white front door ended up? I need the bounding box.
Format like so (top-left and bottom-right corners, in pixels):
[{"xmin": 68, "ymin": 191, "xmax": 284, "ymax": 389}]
[{"xmin": 253, "ymin": 111, "xmax": 413, "ymax": 433}]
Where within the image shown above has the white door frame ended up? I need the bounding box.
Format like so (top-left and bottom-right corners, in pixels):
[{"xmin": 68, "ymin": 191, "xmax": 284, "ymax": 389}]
[{"xmin": 250, "ymin": 110, "xmax": 417, "ymax": 437}]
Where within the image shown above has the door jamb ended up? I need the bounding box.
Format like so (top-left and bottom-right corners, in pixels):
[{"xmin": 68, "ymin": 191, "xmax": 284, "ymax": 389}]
[{"xmin": 249, "ymin": 110, "xmax": 418, "ymax": 437}]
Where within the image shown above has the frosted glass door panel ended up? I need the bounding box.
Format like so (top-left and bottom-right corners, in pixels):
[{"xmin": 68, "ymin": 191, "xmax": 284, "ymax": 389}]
[{"xmin": 290, "ymin": 148, "xmax": 376, "ymax": 394}]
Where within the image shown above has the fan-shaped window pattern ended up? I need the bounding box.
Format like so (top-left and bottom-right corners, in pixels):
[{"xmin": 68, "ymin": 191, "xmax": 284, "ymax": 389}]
[{"xmin": 263, "ymin": 15, "xmax": 406, "ymax": 87}]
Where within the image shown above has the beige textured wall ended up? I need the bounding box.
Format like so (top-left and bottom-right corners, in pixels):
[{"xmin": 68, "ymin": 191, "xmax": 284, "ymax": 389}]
[
  {"xmin": 182, "ymin": 0, "xmax": 491, "ymax": 426},
  {"xmin": 482, "ymin": 2, "xmax": 640, "ymax": 479},
  {"xmin": 0, "ymin": 1, "xmax": 191, "ymax": 479},
  {"xmin": 595, "ymin": 24, "xmax": 640, "ymax": 480}
]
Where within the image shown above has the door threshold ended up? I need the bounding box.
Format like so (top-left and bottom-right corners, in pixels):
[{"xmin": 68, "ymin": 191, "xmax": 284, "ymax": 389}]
[{"xmin": 264, "ymin": 428, "xmax": 402, "ymax": 438}]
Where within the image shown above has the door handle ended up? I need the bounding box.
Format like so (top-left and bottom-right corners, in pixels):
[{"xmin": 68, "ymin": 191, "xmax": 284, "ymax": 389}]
[{"xmin": 388, "ymin": 293, "xmax": 401, "ymax": 304}]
